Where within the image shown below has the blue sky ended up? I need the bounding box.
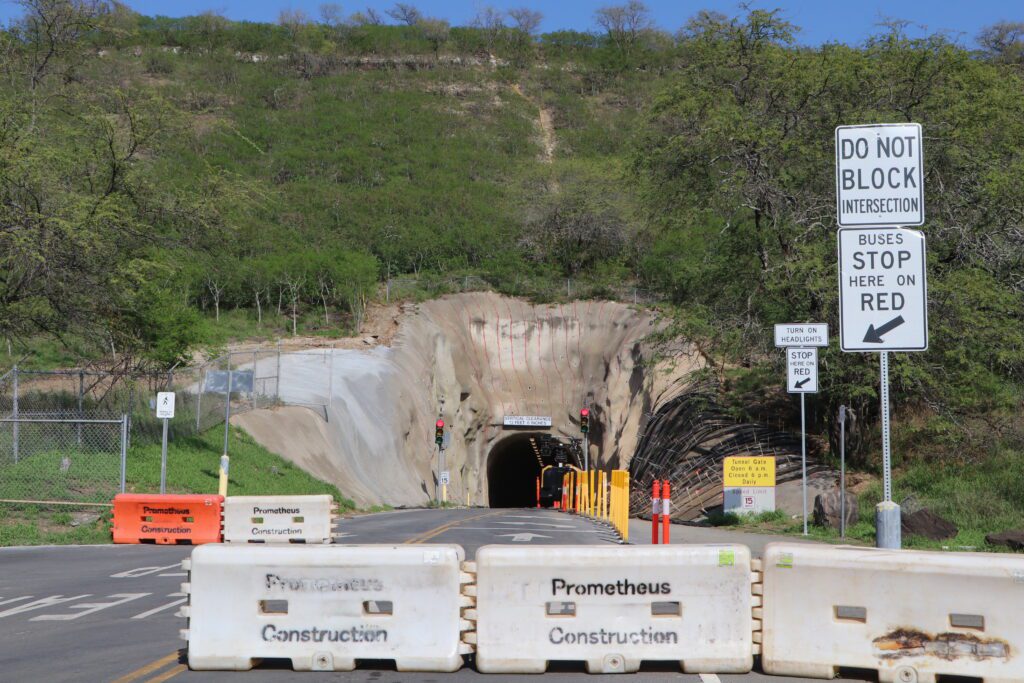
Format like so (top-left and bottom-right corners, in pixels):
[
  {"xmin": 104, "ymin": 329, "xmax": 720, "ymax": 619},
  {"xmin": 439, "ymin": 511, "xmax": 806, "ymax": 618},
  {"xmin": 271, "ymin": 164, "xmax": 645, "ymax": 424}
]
[{"xmin": 1, "ymin": 1, "xmax": 1021, "ymax": 46}]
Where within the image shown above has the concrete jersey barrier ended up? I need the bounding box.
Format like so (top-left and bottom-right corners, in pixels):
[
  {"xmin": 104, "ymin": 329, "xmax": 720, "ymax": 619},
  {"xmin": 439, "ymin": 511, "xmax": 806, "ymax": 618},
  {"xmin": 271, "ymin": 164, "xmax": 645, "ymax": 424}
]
[
  {"xmin": 761, "ymin": 542, "xmax": 1024, "ymax": 683},
  {"xmin": 179, "ymin": 544, "xmax": 472, "ymax": 672},
  {"xmin": 470, "ymin": 544, "xmax": 755, "ymax": 674},
  {"xmin": 222, "ymin": 495, "xmax": 336, "ymax": 544}
]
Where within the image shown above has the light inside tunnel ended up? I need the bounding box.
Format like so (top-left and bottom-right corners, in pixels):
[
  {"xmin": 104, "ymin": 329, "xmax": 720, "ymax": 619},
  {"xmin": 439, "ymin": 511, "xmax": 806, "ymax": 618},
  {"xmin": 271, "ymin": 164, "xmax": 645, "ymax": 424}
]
[{"xmin": 486, "ymin": 433, "xmax": 544, "ymax": 508}]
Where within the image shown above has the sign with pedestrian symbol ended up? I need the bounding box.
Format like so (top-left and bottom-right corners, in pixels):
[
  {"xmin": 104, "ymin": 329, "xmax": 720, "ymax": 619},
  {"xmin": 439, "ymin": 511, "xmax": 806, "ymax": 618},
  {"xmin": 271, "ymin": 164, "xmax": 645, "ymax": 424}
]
[
  {"xmin": 835, "ymin": 123, "xmax": 924, "ymax": 227},
  {"xmin": 787, "ymin": 348, "xmax": 818, "ymax": 394},
  {"xmin": 838, "ymin": 227, "xmax": 928, "ymax": 352},
  {"xmin": 156, "ymin": 392, "xmax": 175, "ymax": 419}
]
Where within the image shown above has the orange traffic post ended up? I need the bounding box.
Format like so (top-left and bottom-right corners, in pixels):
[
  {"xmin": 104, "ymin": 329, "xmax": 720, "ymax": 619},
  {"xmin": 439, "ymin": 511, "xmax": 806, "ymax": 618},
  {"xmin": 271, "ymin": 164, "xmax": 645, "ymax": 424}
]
[
  {"xmin": 662, "ymin": 480, "xmax": 671, "ymax": 544},
  {"xmin": 536, "ymin": 476, "xmax": 541, "ymax": 508},
  {"xmin": 651, "ymin": 480, "xmax": 661, "ymax": 544},
  {"xmin": 561, "ymin": 474, "xmax": 568, "ymax": 511},
  {"xmin": 112, "ymin": 493, "xmax": 223, "ymax": 545}
]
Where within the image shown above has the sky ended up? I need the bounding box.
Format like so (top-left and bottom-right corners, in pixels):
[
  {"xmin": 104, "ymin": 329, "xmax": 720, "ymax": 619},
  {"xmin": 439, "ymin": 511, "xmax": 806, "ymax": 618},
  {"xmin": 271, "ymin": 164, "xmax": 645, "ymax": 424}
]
[{"xmin": 1, "ymin": 0, "xmax": 1021, "ymax": 46}]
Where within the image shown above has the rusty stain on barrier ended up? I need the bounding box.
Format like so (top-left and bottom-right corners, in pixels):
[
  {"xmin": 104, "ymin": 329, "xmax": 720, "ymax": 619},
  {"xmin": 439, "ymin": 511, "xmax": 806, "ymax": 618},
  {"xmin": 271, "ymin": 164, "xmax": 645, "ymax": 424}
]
[{"xmin": 873, "ymin": 628, "xmax": 1010, "ymax": 661}]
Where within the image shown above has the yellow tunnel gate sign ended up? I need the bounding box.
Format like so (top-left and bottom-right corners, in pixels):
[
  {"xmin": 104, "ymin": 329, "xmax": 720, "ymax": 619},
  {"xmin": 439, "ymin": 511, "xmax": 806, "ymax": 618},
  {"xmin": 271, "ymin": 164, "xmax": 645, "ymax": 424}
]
[{"xmin": 723, "ymin": 457, "xmax": 776, "ymax": 488}]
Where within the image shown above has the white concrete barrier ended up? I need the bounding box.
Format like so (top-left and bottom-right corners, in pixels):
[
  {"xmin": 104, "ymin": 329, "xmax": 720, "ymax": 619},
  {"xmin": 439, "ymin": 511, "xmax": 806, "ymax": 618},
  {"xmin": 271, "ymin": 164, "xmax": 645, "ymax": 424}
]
[
  {"xmin": 222, "ymin": 495, "xmax": 336, "ymax": 544},
  {"xmin": 470, "ymin": 544, "xmax": 755, "ymax": 674},
  {"xmin": 761, "ymin": 542, "xmax": 1024, "ymax": 683},
  {"xmin": 179, "ymin": 544, "xmax": 473, "ymax": 672}
]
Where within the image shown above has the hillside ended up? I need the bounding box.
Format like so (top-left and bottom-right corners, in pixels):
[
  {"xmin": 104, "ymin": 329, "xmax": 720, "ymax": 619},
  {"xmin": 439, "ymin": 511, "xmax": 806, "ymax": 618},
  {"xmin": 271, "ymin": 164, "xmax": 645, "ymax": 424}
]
[{"xmin": 0, "ymin": 3, "xmax": 1022, "ymax": 534}]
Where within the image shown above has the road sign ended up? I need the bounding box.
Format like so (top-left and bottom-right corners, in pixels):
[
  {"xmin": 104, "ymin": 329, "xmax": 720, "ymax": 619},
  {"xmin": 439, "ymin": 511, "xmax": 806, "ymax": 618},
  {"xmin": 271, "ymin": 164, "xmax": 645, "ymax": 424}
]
[
  {"xmin": 439, "ymin": 471, "xmax": 450, "ymax": 485},
  {"xmin": 838, "ymin": 227, "xmax": 928, "ymax": 352},
  {"xmin": 503, "ymin": 415, "xmax": 552, "ymax": 427},
  {"xmin": 723, "ymin": 457, "xmax": 776, "ymax": 487},
  {"xmin": 156, "ymin": 392, "xmax": 175, "ymax": 419},
  {"xmin": 835, "ymin": 123, "xmax": 924, "ymax": 227},
  {"xmin": 787, "ymin": 348, "xmax": 818, "ymax": 393},
  {"xmin": 774, "ymin": 323, "xmax": 828, "ymax": 348}
]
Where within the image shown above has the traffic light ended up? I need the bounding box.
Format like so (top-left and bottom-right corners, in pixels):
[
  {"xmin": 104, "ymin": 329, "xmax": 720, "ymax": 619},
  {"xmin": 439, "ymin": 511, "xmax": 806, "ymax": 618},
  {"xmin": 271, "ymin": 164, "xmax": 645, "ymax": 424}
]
[
  {"xmin": 435, "ymin": 419, "xmax": 445, "ymax": 446},
  {"xmin": 580, "ymin": 408, "xmax": 589, "ymax": 434}
]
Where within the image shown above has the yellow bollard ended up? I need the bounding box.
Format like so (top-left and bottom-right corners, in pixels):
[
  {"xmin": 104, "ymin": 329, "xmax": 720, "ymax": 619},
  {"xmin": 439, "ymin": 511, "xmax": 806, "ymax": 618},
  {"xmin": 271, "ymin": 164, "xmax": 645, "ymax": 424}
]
[{"xmin": 218, "ymin": 454, "xmax": 229, "ymax": 497}]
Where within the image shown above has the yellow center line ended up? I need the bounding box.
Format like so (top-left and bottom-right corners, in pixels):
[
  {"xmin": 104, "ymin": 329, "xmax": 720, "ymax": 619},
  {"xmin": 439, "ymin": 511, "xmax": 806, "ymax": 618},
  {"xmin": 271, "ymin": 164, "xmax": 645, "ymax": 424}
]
[
  {"xmin": 111, "ymin": 652, "xmax": 179, "ymax": 683},
  {"xmin": 144, "ymin": 664, "xmax": 187, "ymax": 683},
  {"xmin": 403, "ymin": 510, "xmax": 504, "ymax": 545}
]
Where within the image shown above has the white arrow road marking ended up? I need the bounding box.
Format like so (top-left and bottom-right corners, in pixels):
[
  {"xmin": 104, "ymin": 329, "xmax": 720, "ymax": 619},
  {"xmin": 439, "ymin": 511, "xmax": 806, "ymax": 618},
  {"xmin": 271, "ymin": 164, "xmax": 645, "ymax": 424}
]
[
  {"xmin": 111, "ymin": 563, "xmax": 181, "ymax": 578},
  {"xmin": 132, "ymin": 593, "xmax": 186, "ymax": 620},
  {"xmin": 0, "ymin": 595, "xmax": 90, "ymax": 618},
  {"xmin": 698, "ymin": 675, "xmax": 721, "ymax": 683},
  {"xmin": 0, "ymin": 596, "xmax": 34, "ymax": 608},
  {"xmin": 333, "ymin": 532, "xmax": 355, "ymax": 539},
  {"xmin": 32, "ymin": 593, "xmax": 149, "ymax": 621},
  {"xmin": 157, "ymin": 572, "xmax": 186, "ymax": 577},
  {"xmin": 497, "ymin": 533, "xmax": 552, "ymax": 542}
]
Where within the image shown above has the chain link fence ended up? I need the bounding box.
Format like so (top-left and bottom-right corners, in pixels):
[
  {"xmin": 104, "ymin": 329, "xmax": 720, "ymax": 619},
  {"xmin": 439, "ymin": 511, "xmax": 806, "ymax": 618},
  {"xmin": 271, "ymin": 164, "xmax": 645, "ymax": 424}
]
[{"xmin": 0, "ymin": 416, "xmax": 127, "ymax": 507}]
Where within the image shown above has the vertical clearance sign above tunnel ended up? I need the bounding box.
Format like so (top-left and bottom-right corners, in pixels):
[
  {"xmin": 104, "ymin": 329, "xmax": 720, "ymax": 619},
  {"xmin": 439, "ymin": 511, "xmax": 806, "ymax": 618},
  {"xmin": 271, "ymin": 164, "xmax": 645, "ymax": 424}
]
[{"xmin": 835, "ymin": 123, "xmax": 924, "ymax": 228}]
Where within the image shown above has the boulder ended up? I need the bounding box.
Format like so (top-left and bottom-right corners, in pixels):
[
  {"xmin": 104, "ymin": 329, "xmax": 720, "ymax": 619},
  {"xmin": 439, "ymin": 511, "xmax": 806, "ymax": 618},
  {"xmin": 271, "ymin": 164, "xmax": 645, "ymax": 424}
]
[
  {"xmin": 900, "ymin": 508, "xmax": 958, "ymax": 540},
  {"xmin": 985, "ymin": 530, "xmax": 1024, "ymax": 551},
  {"xmin": 813, "ymin": 489, "xmax": 859, "ymax": 530}
]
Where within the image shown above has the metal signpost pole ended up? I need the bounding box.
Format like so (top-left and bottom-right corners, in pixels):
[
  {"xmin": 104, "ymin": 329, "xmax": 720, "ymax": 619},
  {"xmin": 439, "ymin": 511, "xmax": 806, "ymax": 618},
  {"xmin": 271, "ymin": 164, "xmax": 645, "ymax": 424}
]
[
  {"xmin": 160, "ymin": 417, "xmax": 169, "ymax": 494},
  {"xmin": 583, "ymin": 433, "xmax": 589, "ymax": 472},
  {"xmin": 839, "ymin": 405, "xmax": 847, "ymax": 539},
  {"xmin": 876, "ymin": 351, "xmax": 901, "ymax": 548},
  {"xmin": 801, "ymin": 391, "xmax": 808, "ymax": 536}
]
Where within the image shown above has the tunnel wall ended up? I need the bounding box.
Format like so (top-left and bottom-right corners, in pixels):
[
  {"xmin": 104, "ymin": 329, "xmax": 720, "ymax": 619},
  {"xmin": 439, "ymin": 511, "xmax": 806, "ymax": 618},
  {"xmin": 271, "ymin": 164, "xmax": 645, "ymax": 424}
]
[{"xmin": 235, "ymin": 292, "xmax": 703, "ymax": 507}]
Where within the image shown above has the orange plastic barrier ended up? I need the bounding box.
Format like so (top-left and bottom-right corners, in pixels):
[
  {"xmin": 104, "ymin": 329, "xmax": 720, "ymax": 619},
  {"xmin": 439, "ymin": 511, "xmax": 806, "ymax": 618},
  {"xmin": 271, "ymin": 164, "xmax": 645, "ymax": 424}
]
[{"xmin": 112, "ymin": 493, "xmax": 223, "ymax": 545}]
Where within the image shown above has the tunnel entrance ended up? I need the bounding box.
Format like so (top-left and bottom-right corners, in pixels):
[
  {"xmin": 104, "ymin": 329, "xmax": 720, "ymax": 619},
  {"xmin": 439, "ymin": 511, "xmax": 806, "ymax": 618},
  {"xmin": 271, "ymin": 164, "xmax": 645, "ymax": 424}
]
[{"xmin": 486, "ymin": 433, "xmax": 545, "ymax": 508}]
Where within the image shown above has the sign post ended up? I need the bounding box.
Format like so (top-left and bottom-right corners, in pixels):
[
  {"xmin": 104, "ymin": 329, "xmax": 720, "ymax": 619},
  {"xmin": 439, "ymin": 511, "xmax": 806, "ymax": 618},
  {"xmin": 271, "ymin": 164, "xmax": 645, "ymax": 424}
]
[
  {"xmin": 156, "ymin": 392, "xmax": 175, "ymax": 494},
  {"xmin": 839, "ymin": 405, "xmax": 847, "ymax": 539},
  {"xmin": 787, "ymin": 347, "xmax": 819, "ymax": 535},
  {"xmin": 836, "ymin": 122, "xmax": 928, "ymax": 550},
  {"xmin": 776, "ymin": 324, "xmax": 826, "ymax": 535}
]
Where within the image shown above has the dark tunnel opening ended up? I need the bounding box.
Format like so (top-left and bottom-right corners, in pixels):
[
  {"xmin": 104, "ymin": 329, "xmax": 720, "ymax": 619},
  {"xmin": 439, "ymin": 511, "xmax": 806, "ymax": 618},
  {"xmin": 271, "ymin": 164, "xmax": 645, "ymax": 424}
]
[{"xmin": 487, "ymin": 433, "xmax": 544, "ymax": 508}]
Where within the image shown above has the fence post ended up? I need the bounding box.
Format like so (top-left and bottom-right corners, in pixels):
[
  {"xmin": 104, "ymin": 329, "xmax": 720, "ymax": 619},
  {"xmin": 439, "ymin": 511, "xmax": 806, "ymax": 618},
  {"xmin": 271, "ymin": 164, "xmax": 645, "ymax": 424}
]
[
  {"xmin": 77, "ymin": 369, "xmax": 84, "ymax": 447},
  {"xmin": 252, "ymin": 350, "xmax": 257, "ymax": 412},
  {"xmin": 12, "ymin": 364, "xmax": 18, "ymax": 463},
  {"xmin": 327, "ymin": 348, "xmax": 334, "ymax": 410},
  {"xmin": 196, "ymin": 366, "xmax": 204, "ymax": 432},
  {"xmin": 120, "ymin": 414, "xmax": 128, "ymax": 493},
  {"xmin": 276, "ymin": 340, "xmax": 282, "ymax": 402},
  {"xmin": 223, "ymin": 354, "xmax": 232, "ymax": 456}
]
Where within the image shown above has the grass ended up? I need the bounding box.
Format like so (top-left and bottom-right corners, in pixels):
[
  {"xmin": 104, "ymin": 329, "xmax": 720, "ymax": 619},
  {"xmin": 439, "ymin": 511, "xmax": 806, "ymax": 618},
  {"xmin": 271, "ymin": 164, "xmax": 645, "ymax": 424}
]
[
  {"xmin": 125, "ymin": 427, "xmax": 355, "ymax": 508},
  {"xmin": 0, "ymin": 425, "xmax": 356, "ymax": 546},
  {"xmin": 705, "ymin": 447, "xmax": 1024, "ymax": 552}
]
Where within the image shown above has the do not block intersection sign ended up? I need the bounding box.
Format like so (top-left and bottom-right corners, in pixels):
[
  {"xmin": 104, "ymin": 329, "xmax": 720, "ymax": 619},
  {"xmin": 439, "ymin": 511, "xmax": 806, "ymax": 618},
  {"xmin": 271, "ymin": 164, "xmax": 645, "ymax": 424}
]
[{"xmin": 838, "ymin": 227, "xmax": 928, "ymax": 352}]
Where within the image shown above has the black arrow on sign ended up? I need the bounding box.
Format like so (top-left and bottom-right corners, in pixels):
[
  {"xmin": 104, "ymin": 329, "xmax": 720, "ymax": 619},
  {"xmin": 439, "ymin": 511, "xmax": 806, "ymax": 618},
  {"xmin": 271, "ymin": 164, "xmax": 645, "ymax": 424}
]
[
  {"xmin": 795, "ymin": 378, "xmax": 811, "ymax": 389},
  {"xmin": 863, "ymin": 315, "xmax": 905, "ymax": 343}
]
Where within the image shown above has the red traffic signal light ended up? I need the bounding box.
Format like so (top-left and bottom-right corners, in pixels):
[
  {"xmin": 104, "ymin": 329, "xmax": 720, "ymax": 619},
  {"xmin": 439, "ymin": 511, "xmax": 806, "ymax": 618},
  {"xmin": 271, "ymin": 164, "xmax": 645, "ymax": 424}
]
[
  {"xmin": 435, "ymin": 419, "xmax": 445, "ymax": 446},
  {"xmin": 580, "ymin": 408, "xmax": 589, "ymax": 433}
]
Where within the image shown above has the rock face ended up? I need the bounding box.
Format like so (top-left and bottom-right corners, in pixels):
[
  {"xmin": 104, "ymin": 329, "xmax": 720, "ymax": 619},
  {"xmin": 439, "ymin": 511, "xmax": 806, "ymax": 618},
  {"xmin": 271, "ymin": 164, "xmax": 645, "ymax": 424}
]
[
  {"xmin": 900, "ymin": 508, "xmax": 958, "ymax": 540},
  {"xmin": 234, "ymin": 292, "xmax": 701, "ymax": 507},
  {"xmin": 985, "ymin": 530, "xmax": 1024, "ymax": 551},
  {"xmin": 812, "ymin": 489, "xmax": 859, "ymax": 530}
]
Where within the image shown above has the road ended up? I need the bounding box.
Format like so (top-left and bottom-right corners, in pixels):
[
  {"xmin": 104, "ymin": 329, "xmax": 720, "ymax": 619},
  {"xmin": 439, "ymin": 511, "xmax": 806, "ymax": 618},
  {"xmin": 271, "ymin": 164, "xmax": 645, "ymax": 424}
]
[{"xmin": 0, "ymin": 508, "xmax": 856, "ymax": 682}]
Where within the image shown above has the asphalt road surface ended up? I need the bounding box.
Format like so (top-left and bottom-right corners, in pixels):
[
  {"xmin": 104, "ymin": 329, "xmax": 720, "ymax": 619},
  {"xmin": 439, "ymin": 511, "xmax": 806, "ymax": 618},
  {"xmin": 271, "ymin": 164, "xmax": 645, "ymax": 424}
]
[{"xmin": 0, "ymin": 509, "xmax": 860, "ymax": 682}]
